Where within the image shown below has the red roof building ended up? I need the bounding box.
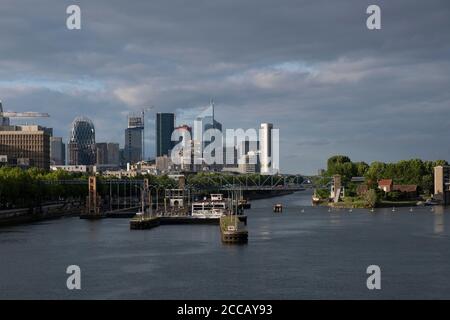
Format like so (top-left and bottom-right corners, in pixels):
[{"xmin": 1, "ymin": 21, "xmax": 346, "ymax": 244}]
[{"xmin": 378, "ymin": 179, "xmax": 393, "ymax": 192}]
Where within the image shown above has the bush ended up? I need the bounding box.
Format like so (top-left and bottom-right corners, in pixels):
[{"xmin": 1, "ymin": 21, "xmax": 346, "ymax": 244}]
[{"xmin": 364, "ymin": 189, "xmax": 378, "ymax": 208}]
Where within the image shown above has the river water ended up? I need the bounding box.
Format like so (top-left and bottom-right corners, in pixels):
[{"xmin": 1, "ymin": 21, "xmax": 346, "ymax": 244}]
[{"xmin": 1, "ymin": 190, "xmax": 450, "ymax": 299}]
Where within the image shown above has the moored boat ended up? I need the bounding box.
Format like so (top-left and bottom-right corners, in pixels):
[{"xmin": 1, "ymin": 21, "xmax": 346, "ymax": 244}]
[
  {"xmin": 220, "ymin": 215, "xmax": 248, "ymax": 244},
  {"xmin": 273, "ymin": 203, "xmax": 283, "ymax": 213},
  {"xmin": 238, "ymin": 198, "xmax": 251, "ymax": 209},
  {"xmin": 191, "ymin": 194, "xmax": 227, "ymax": 218}
]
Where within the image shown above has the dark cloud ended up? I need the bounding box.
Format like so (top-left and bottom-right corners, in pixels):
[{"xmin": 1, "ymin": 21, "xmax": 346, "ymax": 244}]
[{"xmin": 1, "ymin": 0, "xmax": 450, "ymax": 173}]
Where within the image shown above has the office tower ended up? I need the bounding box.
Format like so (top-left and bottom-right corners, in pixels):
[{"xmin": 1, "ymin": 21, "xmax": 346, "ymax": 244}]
[
  {"xmin": 68, "ymin": 117, "xmax": 96, "ymax": 165},
  {"xmin": 172, "ymin": 125, "xmax": 193, "ymax": 171},
  {"xmin": 238, "ymin": 140, "xmax": 259, "ymax": 164},
  {"xmin": 223, "ymin": 146, "xmax": 237, "ymax": 167},
  {"xmin": 0, "ymin": 101, "xmax": 10, "ymax": 126},
  {"xmin": 196, "ymin": 101, "xmax": 222, "ymax": 152},
  {"xmin": 192, "ymin": 101, "xmax": 223, "ymax": 171},
  {"xmin": 95, "ymin": 142, "xmax": 108, "ymax": 165},
  {"xmin": 260, "ymin": 123, "xmax": 273, "ymax": 174},
  {"xmin": 238, "ymin": 152, "xmax": 260, "ymax": 174},
  {"xmin": 0, "ymin": 125, "xmax": 51, "ymax": 169},
  {"xmin": 50, "ymin": 137, "xmax": 65, "ymax": 165},
  {"xmin": 124, "ymin": 114, "xmax": 144, "ymax": 164},
  {"xmin": 107, "ymin": 143, "xmax": 120, "ymax": 166},
  {"xmin": 156, "ymin": 113, "xmax": 175, "ymax": 157}
]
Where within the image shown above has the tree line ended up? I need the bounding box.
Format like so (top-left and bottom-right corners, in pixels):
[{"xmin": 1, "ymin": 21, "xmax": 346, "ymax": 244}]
[{"xmin": 319, "ymin": 155, "xmax": 448, "ymax": 198}]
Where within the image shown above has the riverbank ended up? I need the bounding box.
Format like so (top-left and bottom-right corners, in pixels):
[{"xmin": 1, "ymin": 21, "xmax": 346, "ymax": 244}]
[
  {"xmin": 0, "ymin": 203, "xmax": 83, "ymax": 227},
  {"xmin": 326, "ymin": 199, "xmax": 419, "ymax": 209}
]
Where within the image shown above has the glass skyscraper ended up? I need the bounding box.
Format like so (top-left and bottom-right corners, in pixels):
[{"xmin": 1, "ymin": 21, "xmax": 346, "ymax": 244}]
[
  {"xmin": 156, "ymin": 113, "xmax": 175, "ymax": 157},
  {"xmin": 68, "ymin": 116, "xmax": 96, "ymax": 165},
  {"xmin": 124, "ymin": 115, "xmax": 144, "ymax": 164}
]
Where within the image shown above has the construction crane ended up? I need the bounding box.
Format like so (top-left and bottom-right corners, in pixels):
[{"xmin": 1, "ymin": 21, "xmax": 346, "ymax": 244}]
[{"xmin": 0, "ymin": 100, "xmax": 50, "ymax": 126}]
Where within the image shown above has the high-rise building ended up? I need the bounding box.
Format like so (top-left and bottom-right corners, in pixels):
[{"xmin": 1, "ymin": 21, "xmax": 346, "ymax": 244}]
[
  {"xmin": 124, "ymin": 115, "xmax": 144, "ymax": 165},
  {"xmin": 95, "ymin": 142, "xmax": 108, "ymax": 165},
  {"xmin": 223, "ymin": 146, "xmax": 237, "ymax": 167},
  {"xmin": 50, "ymin": 137, "xmax": 65, "ymax": 165},
  {"xmin": 107, "ymin": 143, "xmax": 120, "ymax": 166},
  {"xmin": 156, "ymin": 113, "xmax": 175, "ymax": 157},
  {"xmin": 260, "ymin": 123, "xmax": 273, "ymax": 175},
  {"xmin": 238, "ymin": 152, "xmax": 260, "ymax": 174},
  {"xmin": 192, "ymin": 101, "xmax": 223, "ymax": 171},
  {"xmin": 0, "ymin": 101, "xmax": 10, "ymax": 126},
  {"xmin": 68, "ymin": 117, "xmax": 96, "ymax": 165},
  {"xmin": 172, "ymin": 125, "xmax": 193, "ymax": 171},
  {"xmin": 0, "ymin": 125, "xmax": 51, "ymax": 169},
  {"xmin": 196, "ymin": 101, "xmax": 222, "ymax": 152}
]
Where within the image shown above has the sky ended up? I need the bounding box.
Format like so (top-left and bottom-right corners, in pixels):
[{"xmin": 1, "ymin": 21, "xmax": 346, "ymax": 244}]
[{"xmin": 0, "ymin": 0, "xmax": 449, "ymax": 174}]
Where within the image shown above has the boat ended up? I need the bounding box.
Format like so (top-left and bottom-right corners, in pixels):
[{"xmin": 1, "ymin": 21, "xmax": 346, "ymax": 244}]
[
  {"xmin": 311, "ymin": 190, "xmax": 321, "ymax": 205},
  {"xmin": 220, "ymin": 214, "xmax": 248, "ymax": 244},
  {"xmin": 191, "ymin": 194, "xmax": 227, "ymax": 218},
  {"xmin": 424, "ymin": 199, "xmax": 439, "ymax": 206},
  {"xmin": 238, "ymin": 198, "xmax": 251, "ymax": 209},
  {"xmin": 273, "ymin": 203, "xmax": 283, "ymax": 213}
]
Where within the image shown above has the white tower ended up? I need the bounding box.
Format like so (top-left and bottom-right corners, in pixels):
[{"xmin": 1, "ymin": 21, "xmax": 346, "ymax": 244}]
[{"xmin": 260, "ymin": 123, "xmax": 273, "ymax": 174}]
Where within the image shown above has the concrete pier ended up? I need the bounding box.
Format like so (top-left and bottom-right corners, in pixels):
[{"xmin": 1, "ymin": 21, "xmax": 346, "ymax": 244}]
[{"xmin": 129, "ymin": 215, "xmax": 247, "ymax": 230}]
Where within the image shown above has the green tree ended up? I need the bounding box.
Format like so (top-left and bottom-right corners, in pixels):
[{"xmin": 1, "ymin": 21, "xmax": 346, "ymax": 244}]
[{"xmin": 364, "ymin": 189, "xmax": 378, "ymax": 208}]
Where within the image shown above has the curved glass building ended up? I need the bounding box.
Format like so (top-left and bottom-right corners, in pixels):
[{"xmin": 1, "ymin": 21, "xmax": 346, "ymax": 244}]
[{"xmin": 68, "ymin": 116, "xmax": 96, "ymax": 165}]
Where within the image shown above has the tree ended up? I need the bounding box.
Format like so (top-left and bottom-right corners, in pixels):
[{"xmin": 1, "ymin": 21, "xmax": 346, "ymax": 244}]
[
  {"xmin": 327, "ymin": 155, "xmax": 351, "ymax": 172},
  {"xmin": 355, "ymin": 162, "xmax": 369, "ymax": 177},
  {"xmin": 364, "ymin": 189, "xmax": 378, "ymax": 208}
]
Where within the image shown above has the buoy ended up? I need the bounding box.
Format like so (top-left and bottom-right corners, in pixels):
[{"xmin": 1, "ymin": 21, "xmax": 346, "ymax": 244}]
[
  {"xmin": 273, "ymin": 204, "xmax": 283, "ymax": 213},
  {"xmin": 392, "ymin": 207, "xmax": 396, "ymax": 212}
]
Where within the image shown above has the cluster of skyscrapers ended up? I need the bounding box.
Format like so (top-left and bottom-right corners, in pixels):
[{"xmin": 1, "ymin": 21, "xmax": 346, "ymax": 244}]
[{"xmin": 1, "ymin": 99, "xmax": 278, "ymax": 174}]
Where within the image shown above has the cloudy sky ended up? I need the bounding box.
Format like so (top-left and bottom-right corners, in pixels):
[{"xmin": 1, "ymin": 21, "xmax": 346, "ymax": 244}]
[{"xmin": 1, "ymin": 0, "xmax": 449, "ymax": 174}]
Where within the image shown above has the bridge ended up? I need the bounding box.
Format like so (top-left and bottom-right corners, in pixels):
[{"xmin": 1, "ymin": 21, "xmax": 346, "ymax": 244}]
[
  {"xmin": 42, "ymin": 174, "xmax": 305, "ymax": 218},
  {"xmin": 186, "ymin": 174, "xmax": 304, "ymax": 191}
]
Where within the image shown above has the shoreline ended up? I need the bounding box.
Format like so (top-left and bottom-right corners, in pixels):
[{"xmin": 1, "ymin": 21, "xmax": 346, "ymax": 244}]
[
  {"xmin": 315, "ymin": 199, "xmax": 423, "ymax": 209},
  {"xmin": 0, "ymin": 204, "xmax": 83, "ymax": 228}
]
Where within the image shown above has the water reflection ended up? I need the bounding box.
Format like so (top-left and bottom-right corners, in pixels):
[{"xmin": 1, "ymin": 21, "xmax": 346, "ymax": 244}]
[
  {"xmin": 329, "ymin": 209, "xmax": 341, "ymax": 225},
  {"xmin": 434, "ymin": 206, "xmax": 445, "ymax": 234}
]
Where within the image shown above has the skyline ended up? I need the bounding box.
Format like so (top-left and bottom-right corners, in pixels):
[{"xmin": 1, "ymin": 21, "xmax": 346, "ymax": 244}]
[{"xmin": 1, "ymin": 0, "xmax": 450, "ymax": 174}]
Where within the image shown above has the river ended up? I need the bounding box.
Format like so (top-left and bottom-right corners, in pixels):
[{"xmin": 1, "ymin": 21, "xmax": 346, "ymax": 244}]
[{"xmin": 1, "ymin": 190, "xmax": 450, "ymax": 299}]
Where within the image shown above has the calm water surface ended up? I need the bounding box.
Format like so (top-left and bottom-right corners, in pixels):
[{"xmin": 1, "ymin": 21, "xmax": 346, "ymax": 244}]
[{"xmin": 1, "ymin": 190, "xmax": 450, "ymax": 299}]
